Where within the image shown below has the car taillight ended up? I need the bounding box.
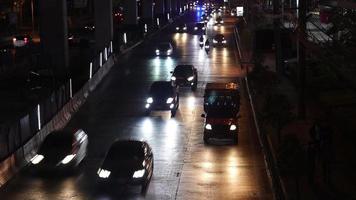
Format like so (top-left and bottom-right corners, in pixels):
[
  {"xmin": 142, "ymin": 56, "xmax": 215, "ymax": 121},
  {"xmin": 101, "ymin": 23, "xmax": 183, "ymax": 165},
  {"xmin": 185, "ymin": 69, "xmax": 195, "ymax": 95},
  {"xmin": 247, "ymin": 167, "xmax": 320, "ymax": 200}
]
[{"xmin": 24, "ymin": 38, "xmax": 28, "ymax": 43}]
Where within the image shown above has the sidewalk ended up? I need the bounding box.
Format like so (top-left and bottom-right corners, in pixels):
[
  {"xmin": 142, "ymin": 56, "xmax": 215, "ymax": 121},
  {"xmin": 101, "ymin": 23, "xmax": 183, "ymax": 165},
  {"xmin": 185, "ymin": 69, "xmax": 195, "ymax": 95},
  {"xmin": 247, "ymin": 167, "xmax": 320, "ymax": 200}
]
[{"xmin": 238, "ymin": 3, "xmax": 356, "ymax": 200}]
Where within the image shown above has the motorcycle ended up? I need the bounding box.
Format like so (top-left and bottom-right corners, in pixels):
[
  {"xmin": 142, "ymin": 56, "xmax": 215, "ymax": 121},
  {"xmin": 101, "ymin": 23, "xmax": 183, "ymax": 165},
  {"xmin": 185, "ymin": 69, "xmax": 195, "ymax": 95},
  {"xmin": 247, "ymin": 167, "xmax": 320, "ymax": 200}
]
[{"xmin": 199, "ymin": 41, "xmax": 204, "ymax": 48}]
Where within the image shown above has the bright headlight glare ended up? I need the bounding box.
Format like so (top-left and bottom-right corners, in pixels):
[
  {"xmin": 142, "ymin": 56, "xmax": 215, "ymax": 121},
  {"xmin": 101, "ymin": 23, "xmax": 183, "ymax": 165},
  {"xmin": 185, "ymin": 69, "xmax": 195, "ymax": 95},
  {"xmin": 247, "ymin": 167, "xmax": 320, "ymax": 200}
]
[
  {"xmin": 187, "ymin": 76, "xmax": 194, "ymax": 81},
  {"xmin": 133, "ymin": 169, "xmax": 145, "ymax": 178},
  {"xmin": 230, "ymin": 124, "xmax": 237, "ymax": 131},
  {"xmin": 147, "ymin": 97, "xmax": 153, "ymax": 103},
  {"xmin": 183, "ymin": 27, "xmax": 187, "ymax": 30},
  {"xmin": 222, "ymin": 40, "xmax": 227, "ymax": 43},
  {"xmin": 213, "ymin": 40, "xmax": 217, "ymax": 43},
  {"xmin": 205, "ymin": 124, "xmax": 212, "ymax": 130},
  {"xmin": 97, "ymin": 168, "xmax": 111, "ymax": 178},
  {"xmin": 31, "ymin": 154, "xmax": 44, "ymax": 165},
  {"xmin": 194, "ymin": 27, "xmax": 198, "ymax": 30},
  {"xmin": 176, "ymin": 27, "xmax": 179, "ymax": 30},
  {"xmin": 171, "ymin": 76, "xmax": 176, "ymax": 81},
  {"xmin": 61, "ymin": 154, "xmax": 76, "ymax": 164},
  {"xmin": 166, "ymin": 97, "xmax": 174, "ymax": 104},
  {"xmin": 155, "ymin": 49, "xmax": 159, "ymax": 53}
]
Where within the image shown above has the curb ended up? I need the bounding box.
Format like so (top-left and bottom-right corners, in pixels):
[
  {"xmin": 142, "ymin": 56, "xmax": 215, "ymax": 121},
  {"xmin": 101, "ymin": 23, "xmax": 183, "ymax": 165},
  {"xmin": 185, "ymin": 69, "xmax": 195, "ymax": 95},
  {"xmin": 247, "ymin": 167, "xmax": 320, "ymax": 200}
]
[{"xmin": 233, "ymin": 23, "xmax": 286, "ymax": 200}]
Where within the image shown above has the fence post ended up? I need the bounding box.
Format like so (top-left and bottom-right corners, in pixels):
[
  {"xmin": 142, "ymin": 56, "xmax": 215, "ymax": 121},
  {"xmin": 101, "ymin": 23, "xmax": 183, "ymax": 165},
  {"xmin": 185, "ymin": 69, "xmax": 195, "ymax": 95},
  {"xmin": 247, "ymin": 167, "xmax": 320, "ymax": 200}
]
[
  {"xmin": 37, "ymin": 104, "xmax": 41, "ymax": 130},
  {"xmin": 69, "ymin": 78, "xmax": 73, "ymax": 98},
  {"xmin": 99, "ymin": 52, "xmax": 103, "ymax": 67},
  {"xmin": 89, "ymin": 62, "xmax": 93, "ymax": 79}
]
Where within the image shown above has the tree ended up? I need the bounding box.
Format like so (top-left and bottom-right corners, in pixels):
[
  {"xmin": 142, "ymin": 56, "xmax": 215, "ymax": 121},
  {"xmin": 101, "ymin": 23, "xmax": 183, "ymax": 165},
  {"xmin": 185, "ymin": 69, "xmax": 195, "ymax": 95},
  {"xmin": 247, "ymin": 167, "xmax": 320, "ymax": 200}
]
[{"xmin": 261, "ymin": 93, "xmax": 295, "ymax": 143}]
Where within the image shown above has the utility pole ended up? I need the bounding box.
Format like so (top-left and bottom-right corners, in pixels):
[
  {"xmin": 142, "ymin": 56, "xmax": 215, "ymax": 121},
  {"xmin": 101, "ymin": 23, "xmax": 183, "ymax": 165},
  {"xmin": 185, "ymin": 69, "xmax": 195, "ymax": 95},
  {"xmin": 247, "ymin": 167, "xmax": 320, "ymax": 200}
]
[
  {"xmin": 297, "ymin": 0, "xmax": 307, "ymax": 119},
  {"xmin": 273, "ymin": 0, "xmax": 283, "ymax": 74}
]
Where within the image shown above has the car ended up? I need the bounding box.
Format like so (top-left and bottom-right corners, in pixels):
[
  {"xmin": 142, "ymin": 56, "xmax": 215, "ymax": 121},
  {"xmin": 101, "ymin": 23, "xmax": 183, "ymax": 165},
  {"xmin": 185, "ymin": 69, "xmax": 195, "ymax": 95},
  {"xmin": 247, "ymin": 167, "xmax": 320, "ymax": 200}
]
[
  {"xmin": 155, "ymin": 42, "xmax": 173, "ymax": 56},
  {"xmin": 213, "ymin": 34, "xmax": 227, "ymax": 46},
  {"xmin": 214, "ymin": 16, "xmax": 224, "ymax": 25},
  {"xmin": 30, "ymin": 129, "xmax": 88, "ymax": 171},
  {"xmin": 97, "ymin": 140, "xmax": 154, "ymax": 193},
  {"xmin": 68, "ymin": 23, "xmax": 95, "ymax": 47},
  {"xmin": 12, "ymin": 34, "xmax": 32, "ymax": 47},
  {"xmin": 145, "ymin": 81, "xmax": 179, "ymax": 117},
  {"xmin": 175, "ymin": 23, "xmax": 188, "ymax": 32},
  {"xmin": 193, "ymin": 22, "xmax": 206, "ymax": 33},
  {"xmin": 202, "ymin": 82, "xmax": 240, "ymax": 144},
  {"xmin": 200, "ymin": 14, "xmax": 209, "ymax": 23},
  {"xmin": 171, "ymin": 65, "xmax": 198, "ymax": 91}
]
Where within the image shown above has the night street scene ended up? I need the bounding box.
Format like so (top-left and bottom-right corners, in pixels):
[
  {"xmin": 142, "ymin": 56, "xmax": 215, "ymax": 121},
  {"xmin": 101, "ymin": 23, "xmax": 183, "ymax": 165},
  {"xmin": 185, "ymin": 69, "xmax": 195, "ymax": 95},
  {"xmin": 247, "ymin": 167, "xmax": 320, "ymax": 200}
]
[{"xmin": 0, "ymin": 0, "xmax": 356, "ymax": 199}]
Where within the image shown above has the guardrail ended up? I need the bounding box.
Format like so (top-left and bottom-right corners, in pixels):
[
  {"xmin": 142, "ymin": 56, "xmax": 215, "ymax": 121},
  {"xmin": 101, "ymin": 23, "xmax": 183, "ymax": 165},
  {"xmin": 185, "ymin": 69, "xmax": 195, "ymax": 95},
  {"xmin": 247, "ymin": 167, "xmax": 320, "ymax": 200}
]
[{"xmin": 233, "ymin": 23, "xmax": 286, "ymax": 200}]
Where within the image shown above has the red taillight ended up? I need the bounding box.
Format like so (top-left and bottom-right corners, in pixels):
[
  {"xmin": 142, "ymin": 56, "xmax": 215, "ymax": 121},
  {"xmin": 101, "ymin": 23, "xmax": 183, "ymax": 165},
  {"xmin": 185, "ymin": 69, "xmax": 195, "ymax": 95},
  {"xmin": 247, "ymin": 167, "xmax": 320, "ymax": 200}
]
[{"xmin": 24, "ymin": 37, "xmax": 28, "ymax": 43}]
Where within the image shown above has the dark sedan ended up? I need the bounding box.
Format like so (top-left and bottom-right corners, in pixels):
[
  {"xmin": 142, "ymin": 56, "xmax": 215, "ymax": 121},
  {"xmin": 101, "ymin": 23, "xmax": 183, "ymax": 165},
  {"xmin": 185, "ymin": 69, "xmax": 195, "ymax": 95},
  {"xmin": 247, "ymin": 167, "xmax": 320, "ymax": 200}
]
[
  {"xmin": 145, "ymin": 81, "xmax": 179, "ymax": 117},
  {"xmin": 97, "ymin": 140, "xmax": 154, "ymax": 193},
  {"xmin": 155, "ymin": 42, "xmax": 173, "ymax": 56},
  {"xmin": 171, "ymin": 65, "xmax": 198, "ymax": 91},
  {"xmin": 175, "ymin": 23, "xmax": 188, "ymax": 33},
  {"xmin": 213, "ymin": 34, "xmax": 227, "ymax": 46},
  {"xmin": 30, "ymin": 129, "xmax": 88, "ymax": 171},
  {"xmin": 193, "ymin": 22, "xmax": 206, "ymax": 33}
]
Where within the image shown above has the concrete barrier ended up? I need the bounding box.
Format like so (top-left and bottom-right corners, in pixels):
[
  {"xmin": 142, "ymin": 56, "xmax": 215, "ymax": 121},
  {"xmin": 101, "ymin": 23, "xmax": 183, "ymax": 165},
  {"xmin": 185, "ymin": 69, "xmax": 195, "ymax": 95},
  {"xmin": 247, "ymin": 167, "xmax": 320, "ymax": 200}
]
[{"xmin": 0, "ymin": 55, "xmax": 115, "ymax": 187}]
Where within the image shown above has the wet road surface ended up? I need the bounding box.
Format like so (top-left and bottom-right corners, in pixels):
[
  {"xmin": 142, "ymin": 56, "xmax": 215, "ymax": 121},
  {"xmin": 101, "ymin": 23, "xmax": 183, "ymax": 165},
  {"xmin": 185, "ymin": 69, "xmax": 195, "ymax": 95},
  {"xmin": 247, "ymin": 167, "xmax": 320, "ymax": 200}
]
[{"xmin": 0, "ymin": 12, "xmax": 273, "ymax": 200}]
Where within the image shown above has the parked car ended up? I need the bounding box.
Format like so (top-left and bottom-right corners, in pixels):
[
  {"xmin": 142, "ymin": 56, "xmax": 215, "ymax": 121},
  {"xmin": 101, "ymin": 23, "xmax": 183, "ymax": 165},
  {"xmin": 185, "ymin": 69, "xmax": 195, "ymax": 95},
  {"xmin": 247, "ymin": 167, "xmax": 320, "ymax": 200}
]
[{"xmin": 97, "ymin": 140, "xmax": 154, "ymax": 193}]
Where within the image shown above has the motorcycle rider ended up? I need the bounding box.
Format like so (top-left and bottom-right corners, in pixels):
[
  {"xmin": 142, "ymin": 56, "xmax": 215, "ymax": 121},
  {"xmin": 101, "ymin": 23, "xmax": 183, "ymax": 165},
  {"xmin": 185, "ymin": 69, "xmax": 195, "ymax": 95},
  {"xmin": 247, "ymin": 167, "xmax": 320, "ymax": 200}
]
[
  {"xmin": 199, "ymin": 35, "xmax": 204, "ymax": 48},
  {"xmin": 204, "ymin": 38, "xmax": 210, "ymax": 53}
]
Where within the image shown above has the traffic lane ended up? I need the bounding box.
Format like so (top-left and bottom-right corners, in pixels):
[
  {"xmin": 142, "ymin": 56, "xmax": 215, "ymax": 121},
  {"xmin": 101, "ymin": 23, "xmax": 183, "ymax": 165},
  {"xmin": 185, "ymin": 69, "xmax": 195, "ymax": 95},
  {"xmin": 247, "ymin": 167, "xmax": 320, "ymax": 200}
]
[
  {"xmin": 175, "ymin": 16, "xmax": 274, "ymax": 199},
  {"xmin": 0, "ymin": 17, "xmax": 200, "ymax": 200}
]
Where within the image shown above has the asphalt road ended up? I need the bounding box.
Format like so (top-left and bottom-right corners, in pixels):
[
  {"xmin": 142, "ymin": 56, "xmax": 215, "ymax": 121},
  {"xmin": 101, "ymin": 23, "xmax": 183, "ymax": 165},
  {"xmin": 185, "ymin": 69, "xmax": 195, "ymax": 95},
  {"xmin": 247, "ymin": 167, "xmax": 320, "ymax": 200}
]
[{"xmin": 0, "ymin": 11, "xmax": 273, "ymax": 200}]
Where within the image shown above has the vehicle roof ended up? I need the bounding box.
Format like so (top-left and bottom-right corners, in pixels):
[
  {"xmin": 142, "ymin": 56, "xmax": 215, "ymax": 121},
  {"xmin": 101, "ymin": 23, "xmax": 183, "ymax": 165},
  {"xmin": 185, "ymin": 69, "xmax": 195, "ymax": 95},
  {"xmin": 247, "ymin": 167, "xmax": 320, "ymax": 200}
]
[
  {"xmin": 151, "ymin": 81, "xmax": 173, "ymax": 88},
  {"xmin": 107, "ymin": 140, "xmax": 146, "ymax": 156},
  {"xmin": 175, "ymin": 65, "xmax": 194, "ymax": 70},
  {"xmin": 205, "ymin": 82, "xmax": 239, "ymax": 91},
  {"xmin": 214, "ymin": 34, "xmax": 224, "ymax": 38}
]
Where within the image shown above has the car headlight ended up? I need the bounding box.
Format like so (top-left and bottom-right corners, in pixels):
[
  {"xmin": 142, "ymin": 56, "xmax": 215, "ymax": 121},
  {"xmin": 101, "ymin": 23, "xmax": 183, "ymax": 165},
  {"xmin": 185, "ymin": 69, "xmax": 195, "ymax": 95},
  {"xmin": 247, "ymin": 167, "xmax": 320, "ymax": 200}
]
[
  {"xmin": 183, "ymin": 27, "xmax": 187, "ymax": 30},
  {"xmin": 166, "ymin": 97, "xmax": 174, "ymax": 104},
  {"xmin": 194, "ymin": 27, "xmax": 198, "ymax": 30},
  {"xmin": 230, "ymin": 124, "xmax": 237, "ymax": 131},
  {"xmin": 222, "ymin": 40, "xmax": 226, "ymax": 43},
  {"xmin": 133, "ymin": 169, "xmax": 145, "ymax": 178},
  {"xmin": 187, "ymin": 76, "xmax": 194, "ymax": 81},
  {"xmin": 171, "ymin": 76, "xmax": 176, "ymax": 81},
  {"xmin": 213, "ymin": 39, "xmax": 218, "ymax": 43},
  {"xmin": 202, "ymin": 27, "xmax": 206, "ymax": 30},
  {"xmin": 215, "ymin": 21, "xmax": 218, "ymax": 23},
  {"xmin": 205, "ymin": 124, "xmax": 212, "ymax": 130},
  {"xmin": 147, "ymin": 97, "xmax": 153, "ymax": 103},
  {"xmin": 97, "ymin": 168, "xmax": 111, "ymax": 178},
  {"xmin": 61, "ymin": 154, "xmax": 76, "ymax": 165},
  {"xmin": 31, "ymin": 154, "xmax": 44, "ymax": 165},
  {"xmin": 221, "ymin": 20, "xmax": 224, "ymax": 23},
  {"xmin": 167, "ymin": 49, "xmax": 172, "ymax": 54}
]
